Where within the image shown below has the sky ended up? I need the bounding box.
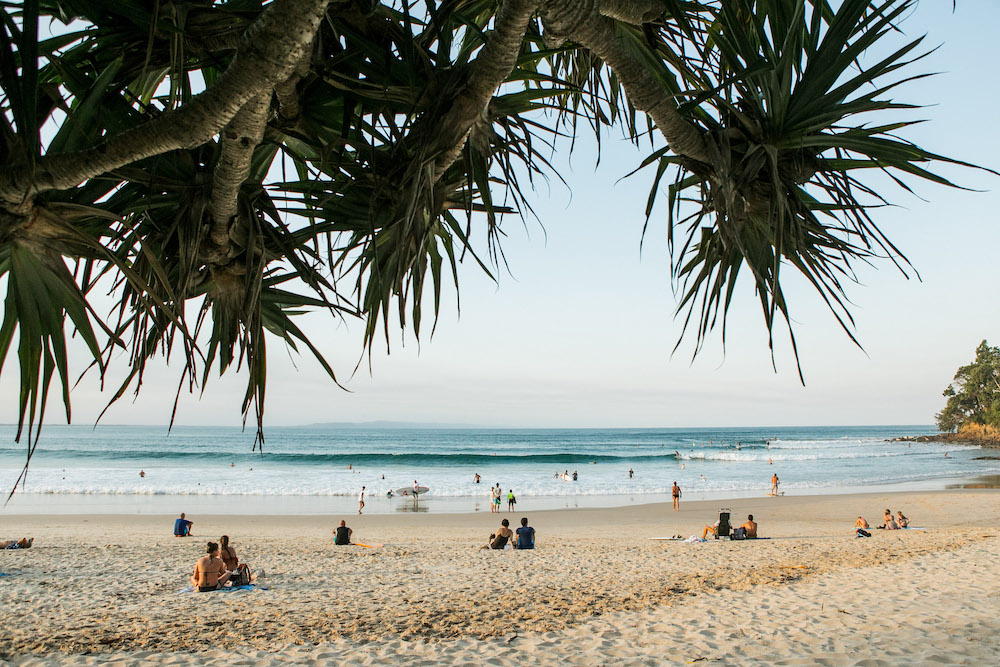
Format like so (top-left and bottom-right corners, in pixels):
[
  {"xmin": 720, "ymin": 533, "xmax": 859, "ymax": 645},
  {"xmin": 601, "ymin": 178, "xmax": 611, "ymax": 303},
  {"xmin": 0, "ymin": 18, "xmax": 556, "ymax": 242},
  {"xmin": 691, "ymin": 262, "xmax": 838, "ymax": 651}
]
[{"xmin": 1, "ymin": 1, "xmax": 998, "ymax": 429}]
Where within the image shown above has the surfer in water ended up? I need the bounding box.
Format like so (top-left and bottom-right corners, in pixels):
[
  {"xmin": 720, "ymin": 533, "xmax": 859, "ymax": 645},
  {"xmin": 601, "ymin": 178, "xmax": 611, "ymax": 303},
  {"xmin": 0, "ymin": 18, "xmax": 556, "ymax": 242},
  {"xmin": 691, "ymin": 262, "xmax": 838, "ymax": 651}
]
[{"xmin": 412, "ymin": 480, "xmax": 420, "ymax": 495}]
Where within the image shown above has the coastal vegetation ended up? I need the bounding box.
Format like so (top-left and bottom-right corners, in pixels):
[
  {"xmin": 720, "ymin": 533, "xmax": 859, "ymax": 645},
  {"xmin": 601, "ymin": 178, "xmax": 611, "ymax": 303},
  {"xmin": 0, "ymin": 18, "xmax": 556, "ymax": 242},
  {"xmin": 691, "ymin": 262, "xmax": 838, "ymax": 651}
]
[
  {"xmin": 0, "ymin": 0, "xmax": 983, "ymax": 474},
  {"xmin": 936, "ymin": 341, "xmax": 1000, "ymax": 445}
]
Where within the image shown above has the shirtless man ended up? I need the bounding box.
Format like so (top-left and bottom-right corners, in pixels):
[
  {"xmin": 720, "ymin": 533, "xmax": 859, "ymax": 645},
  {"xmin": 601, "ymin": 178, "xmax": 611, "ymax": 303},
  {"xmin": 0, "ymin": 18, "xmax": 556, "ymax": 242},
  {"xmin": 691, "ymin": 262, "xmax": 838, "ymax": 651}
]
[
  {"xmin": 0, "ymin": 537, "xmax": 32, "ymax": 549},
  {"xmin": 854, "ymin": 516, "xmax": 869, "ymax": 530},
  {"xmin": 190, "ymin": 542, "xmax": 231, "ymax": 592},
  {"xmin": 770, "ymin": 474, "xmax": 779, "ymax": 496},
  {"xmin": 671, "ymin": 482, "xmax": 682, "ymax": 512},
  {"xmin": 358, "ymin": 486, "xmax": 366, "ymax": 515},
  {"xmin": 740, "ymin": 515, "xmax": 758, "ymax": 538}
]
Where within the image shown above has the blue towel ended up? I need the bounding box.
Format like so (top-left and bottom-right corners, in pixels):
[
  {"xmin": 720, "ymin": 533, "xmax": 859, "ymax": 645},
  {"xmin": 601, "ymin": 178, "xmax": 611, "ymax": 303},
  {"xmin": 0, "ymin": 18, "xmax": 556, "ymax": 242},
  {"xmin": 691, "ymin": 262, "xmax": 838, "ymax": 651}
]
[{"xmin": 179, "ymin": 584, "xmax": 266, "ymax": 594}]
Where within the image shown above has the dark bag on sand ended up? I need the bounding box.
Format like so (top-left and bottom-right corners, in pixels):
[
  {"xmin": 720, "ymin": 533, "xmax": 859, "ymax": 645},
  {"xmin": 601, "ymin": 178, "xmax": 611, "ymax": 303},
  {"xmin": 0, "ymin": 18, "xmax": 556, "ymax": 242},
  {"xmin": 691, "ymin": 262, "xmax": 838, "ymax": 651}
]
[
  {"xmin": 856, "ymin": 529, "xmax": 872, "ymax": 538},
  {"xmin": 730, "ymin": 527, "xmax": 746, "ymax": 540},
  {"xmin": 717, "ymin": 512, "xmax": 731, "ymax": 538},
  {"xmin": 230, "ymin": 563, "xmax": 252, "ymax": 586}
]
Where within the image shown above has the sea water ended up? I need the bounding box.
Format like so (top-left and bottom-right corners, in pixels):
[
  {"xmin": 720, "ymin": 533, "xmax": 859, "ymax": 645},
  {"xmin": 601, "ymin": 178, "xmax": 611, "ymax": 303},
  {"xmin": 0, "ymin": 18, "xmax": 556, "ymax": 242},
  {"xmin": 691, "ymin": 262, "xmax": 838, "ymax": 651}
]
[{"xmin": 0, "ymin": 424, "xmax": 994, "ymax": 514}]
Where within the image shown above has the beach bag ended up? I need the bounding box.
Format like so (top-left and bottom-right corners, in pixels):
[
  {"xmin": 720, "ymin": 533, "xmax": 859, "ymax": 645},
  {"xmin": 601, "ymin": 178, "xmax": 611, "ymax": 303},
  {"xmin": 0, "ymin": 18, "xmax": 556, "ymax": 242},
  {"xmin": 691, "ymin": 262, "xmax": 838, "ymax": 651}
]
[
  {"xmin": 730, "ymin": 527, "xmax": 746, "ymax": 540},
  {"xmin": 230, "ymin": 563, "xmax": 252, "ymax": 586},
  {"xmin": 856, "ymin": 529, "xmax": 871, "ymax": 538}
]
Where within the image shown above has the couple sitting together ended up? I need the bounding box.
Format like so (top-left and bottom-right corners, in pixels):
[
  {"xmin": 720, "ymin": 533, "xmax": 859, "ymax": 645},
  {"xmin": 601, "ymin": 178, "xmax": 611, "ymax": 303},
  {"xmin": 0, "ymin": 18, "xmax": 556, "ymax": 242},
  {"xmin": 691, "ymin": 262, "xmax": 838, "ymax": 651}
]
[
  {"xmin": 483, "ymin": 517, "xmax": 535, "ymax": 550},
  {"xmin": 190, "ymin": 535, "xmax": 252, "ymax": 592},
  {"xmin": 702, "ymin": 514, "xmax": 757, "ymax": 540}
]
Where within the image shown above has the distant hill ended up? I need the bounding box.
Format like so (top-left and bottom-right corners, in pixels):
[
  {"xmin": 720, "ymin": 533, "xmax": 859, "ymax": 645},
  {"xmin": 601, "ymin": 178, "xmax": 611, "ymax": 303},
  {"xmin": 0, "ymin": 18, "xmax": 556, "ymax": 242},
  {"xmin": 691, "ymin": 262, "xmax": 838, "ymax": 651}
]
[{"xmin": 303, "ymin": 420, "xmax": 481, "ymax": 429}]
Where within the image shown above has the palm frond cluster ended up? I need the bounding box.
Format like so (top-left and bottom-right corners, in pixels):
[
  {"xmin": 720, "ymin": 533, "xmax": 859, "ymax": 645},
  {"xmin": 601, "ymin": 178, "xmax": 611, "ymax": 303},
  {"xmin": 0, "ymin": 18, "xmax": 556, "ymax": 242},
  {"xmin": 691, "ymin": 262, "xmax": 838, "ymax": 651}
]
[{"xmin": 0, "ymin": 0, "xmax": 978, "ymax": 473}]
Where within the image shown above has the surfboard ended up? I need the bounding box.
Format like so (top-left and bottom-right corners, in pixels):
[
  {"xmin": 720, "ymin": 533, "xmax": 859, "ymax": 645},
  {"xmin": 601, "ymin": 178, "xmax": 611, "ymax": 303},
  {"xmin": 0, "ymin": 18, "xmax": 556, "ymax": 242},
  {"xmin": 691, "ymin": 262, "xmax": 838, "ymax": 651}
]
[
  {"xmin": 648, "ymin": 536, "xmax": 685, "ymax": 541},
  {"xmin": 354, "ymin": 542, "xmax": 383, "ymax": 548},
  {"xmin": 395, "ymin": 486, "xmax": 429, "ymax": 496}
]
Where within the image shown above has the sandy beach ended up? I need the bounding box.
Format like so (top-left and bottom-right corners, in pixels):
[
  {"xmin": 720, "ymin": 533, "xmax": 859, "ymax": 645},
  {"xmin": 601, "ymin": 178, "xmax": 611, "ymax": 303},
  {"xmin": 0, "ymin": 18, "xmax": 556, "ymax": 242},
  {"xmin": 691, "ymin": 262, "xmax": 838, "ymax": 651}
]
[{"xmin": 2, "ymin": 488, "xmax": 999, "ymax": 665}]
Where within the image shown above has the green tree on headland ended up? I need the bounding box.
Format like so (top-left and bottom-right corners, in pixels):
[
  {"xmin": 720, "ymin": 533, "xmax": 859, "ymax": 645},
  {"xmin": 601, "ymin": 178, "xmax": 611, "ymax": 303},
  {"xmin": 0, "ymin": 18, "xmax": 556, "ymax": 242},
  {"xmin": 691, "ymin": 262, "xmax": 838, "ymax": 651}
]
[
  {"xmin": 0, "ymin": 0, "xmax": 989, "ymax": 481},
  {"xmin": 936, "ymin": 341, "xmax": 1000, "ymax": 433}
]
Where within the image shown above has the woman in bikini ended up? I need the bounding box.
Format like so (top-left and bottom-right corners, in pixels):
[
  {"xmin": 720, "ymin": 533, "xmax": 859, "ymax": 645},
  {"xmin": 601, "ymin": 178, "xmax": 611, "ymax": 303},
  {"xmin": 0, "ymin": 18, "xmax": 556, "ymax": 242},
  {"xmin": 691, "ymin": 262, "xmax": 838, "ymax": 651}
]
[
  {"xmin": 219, "ymin": 535, "xmax": 238, "ymax": 572},
  {"xmin": 896, "ymin": 511, "xmax": 909, "ymax": 528},
  {"xmin": 190, "ymin": 542, "xmax": 231, "ymax": 592}
]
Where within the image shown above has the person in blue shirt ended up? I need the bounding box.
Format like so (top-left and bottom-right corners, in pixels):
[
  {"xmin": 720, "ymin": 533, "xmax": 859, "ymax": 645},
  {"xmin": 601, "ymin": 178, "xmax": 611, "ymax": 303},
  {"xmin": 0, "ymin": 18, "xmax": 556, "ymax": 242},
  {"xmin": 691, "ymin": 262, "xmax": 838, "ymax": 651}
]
[
  {"xmin": 173, "ymin": 513, "xmax": 193, "ymax": 537},
  {"xmin": 514, "ymin": 517, "xmax": 535, "ymax": 549}
]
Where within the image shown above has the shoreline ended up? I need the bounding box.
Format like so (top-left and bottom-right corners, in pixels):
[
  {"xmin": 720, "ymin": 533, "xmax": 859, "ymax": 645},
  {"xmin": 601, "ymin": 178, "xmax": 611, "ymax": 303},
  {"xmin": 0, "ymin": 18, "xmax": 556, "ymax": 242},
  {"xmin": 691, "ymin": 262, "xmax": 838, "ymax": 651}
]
[{"xmin": 2, "ymin": 472, "xmax": 998, "ymax": 516}]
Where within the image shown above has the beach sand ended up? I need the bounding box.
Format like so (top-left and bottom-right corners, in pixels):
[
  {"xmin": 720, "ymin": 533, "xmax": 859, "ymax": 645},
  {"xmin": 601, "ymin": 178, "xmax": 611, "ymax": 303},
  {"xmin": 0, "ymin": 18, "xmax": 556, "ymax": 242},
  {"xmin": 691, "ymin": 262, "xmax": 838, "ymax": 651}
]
[{"xmin": 2, "ymin": 489, "xmax": 999, "ymax": 665}]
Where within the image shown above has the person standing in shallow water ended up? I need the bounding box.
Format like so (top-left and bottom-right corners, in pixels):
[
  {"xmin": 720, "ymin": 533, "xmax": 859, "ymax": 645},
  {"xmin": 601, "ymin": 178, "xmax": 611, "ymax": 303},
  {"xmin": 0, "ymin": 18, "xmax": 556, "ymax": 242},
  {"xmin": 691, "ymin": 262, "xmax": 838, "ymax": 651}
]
[{"xmin": 771, "ymin": 474, "xmax": 780, "ymax": 496}]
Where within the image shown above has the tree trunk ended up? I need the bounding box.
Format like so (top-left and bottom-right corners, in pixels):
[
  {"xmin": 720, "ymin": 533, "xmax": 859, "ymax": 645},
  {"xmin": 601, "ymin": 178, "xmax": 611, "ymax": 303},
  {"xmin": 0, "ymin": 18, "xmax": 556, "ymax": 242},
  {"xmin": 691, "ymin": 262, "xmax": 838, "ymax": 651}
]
[{"xmin": 208, "ymin": 93, "xmax": 272, "ymax": 255}]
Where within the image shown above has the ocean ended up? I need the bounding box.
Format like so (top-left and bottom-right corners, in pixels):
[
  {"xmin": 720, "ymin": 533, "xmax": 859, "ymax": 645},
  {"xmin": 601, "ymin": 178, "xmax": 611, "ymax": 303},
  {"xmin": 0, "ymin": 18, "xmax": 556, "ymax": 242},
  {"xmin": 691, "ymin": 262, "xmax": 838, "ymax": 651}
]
[{"xmin": 0, "ymin": 424, "xmax": 993, "ymax": 515}]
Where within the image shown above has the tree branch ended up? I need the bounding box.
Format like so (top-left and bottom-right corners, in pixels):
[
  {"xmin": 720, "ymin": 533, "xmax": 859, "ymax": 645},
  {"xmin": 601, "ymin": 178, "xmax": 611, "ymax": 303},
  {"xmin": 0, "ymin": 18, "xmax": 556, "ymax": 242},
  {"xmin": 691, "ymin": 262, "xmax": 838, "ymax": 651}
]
[
  {"xmin": 275, "ymin": 45, "xmax": 314, "ymax": 121},
  {"xmin": 596, "ymin": 0, "xmax": 667, "ymax": 25},
  {"xmin": 208, "ymin": 93, "xmax": 272, "ymax": 254},
  {"xmin": 429, "ymin": 0, "xmax": 541, "ymax": 182},
  {"xmin": 0, "ymin": 0, "xmax": 334, "ymax": 206},
  {"xmin": 540, "ymin": 0, "xmax": 711, "ymax": 164}
]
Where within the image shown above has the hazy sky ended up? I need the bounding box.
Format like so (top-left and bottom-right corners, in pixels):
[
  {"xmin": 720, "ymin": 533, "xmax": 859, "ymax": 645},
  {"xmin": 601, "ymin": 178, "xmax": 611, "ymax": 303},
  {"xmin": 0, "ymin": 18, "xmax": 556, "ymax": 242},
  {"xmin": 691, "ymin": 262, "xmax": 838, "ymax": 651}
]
[{"xmin": 2, "ymin": 2, "xmax": 997, "ymax": 429}]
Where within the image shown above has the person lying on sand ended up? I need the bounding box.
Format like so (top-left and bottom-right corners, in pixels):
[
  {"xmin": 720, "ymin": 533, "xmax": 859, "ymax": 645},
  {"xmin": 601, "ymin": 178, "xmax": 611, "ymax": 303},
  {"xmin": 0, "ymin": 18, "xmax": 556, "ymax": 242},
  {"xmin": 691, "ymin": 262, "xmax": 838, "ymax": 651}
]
[
  {"xmin": 896, "ymin": 511, "xmax": 909, "ymax": 528},
  {"xmin": 191, "ymin": 542, "xmax": 231, "ymax": 592},
  {"xmin": 1, "ymin": 537, "xmax": 32, "ymax": 549},
  {"xmin": 481, "ymin": 519, "xmax": 513, "ymax": 550},
  {"xmin": 334, "ymin": 520, "xmax": 353, "ymax": 545}
]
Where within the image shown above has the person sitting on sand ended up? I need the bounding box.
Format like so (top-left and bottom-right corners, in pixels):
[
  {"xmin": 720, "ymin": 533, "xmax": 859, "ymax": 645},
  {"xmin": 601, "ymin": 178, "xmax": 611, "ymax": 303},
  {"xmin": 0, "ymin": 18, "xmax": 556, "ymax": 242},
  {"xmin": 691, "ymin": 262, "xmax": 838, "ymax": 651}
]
[
  {"xmin": 173, "ymin": 512, "xmax": 193, "ymax": 537},
  {"xmin": 1, "ymin": 537, "xmax": 32, "ymax": 549},
  {"xmin": 854, "ymin": 516, "xmax": 869, "ymax": 530},
  {"xmin": 896, "ymin": 511, "xmax": 909, "ymax": 528},
  {"xmin": 877, "ymin": 509, "xmax": 893, "ymax": 529},
  {"xmin": 884, "ymin": 514, "xmax": 900, "ymax": 530},
  {"xmin": 190, "ymin": 542, "xmax": 231, "ymax": 592},
  {"xmin": 740, "ymin": 515, "xmax": 758, "ymax": 539},
  {"xmin": 515, "ymin": 517, "xmax": 535, "ymax": 549},
  {"xmin": 701, "ymin": 519, "xmax": 721, "ymax": 540},
  {"xmin": 482, "ymin": 519, "xmax": 514, "ymax": 550},
  {"xmin": 334, "ymin": 520, "xmax": 353, "ymax": 545},
  {"xmin": 219, "ymin": 535, "xmax": 239, "ymax": 571}
]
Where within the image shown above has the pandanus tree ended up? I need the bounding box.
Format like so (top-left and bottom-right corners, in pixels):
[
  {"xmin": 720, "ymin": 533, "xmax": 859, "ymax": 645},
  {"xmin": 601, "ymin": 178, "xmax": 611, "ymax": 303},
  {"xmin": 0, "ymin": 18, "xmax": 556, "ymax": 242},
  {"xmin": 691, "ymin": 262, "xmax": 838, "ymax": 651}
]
[{"xmin": 0, "ymin": 0, "xmax": 980, "ymax": 479}]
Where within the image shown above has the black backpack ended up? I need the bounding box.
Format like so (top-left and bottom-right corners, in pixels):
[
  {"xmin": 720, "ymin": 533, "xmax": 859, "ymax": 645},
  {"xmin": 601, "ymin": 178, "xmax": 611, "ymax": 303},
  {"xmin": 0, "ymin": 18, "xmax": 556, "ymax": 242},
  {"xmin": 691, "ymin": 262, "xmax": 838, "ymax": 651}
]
[{"xmin": 230, "ymin": 563, "xmax": 252, "ymax": 586}]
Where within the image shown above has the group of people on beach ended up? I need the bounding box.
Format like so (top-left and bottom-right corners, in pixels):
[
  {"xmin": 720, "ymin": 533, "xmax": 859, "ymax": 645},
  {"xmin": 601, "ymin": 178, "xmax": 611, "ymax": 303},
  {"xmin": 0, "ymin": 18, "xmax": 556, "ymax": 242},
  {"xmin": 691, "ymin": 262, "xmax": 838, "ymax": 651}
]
[
  {"xmin": 854, "ymin": 509, "xmax": 909, "ymax": 537},
  {"xmin": 189, "ymin": 534, "xmax": 252, "ymax": 592},
  {"xmin": 482, "ymin": 517, "xmax": 535, "ymax": 550},
  {"xmin": 174, "ymin": 513, "xmax": 254, "ymax": 592},
  {"xmin": 489, "ymin": 482, "xmax": 517, "ymax": 512}
]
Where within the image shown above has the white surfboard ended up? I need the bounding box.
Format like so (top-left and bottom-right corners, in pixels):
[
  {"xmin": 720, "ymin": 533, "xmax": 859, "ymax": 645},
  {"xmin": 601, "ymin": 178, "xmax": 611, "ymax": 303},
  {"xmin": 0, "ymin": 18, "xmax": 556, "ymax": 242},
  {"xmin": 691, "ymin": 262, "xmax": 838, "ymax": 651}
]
[{"xmin": 395, "ymin": 486, "xmax": 429, "ymax": 496}]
